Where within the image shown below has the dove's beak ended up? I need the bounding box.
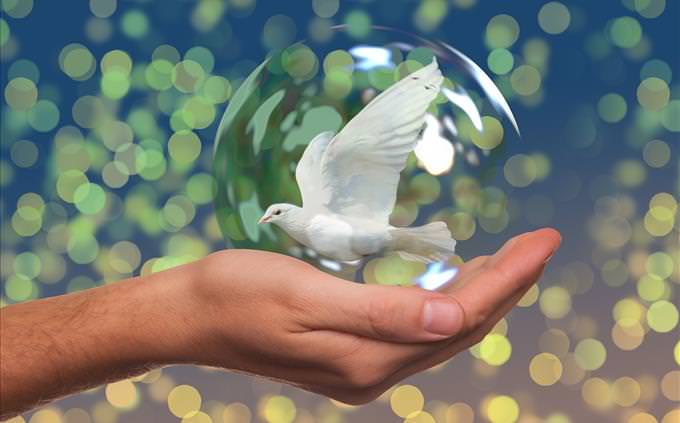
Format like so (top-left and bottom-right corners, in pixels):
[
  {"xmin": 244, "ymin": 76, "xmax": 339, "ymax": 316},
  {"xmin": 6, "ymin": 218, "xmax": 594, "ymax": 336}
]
[{"xmin": 258, "ymin": 215, "xmax": 270, "ymax": 224}]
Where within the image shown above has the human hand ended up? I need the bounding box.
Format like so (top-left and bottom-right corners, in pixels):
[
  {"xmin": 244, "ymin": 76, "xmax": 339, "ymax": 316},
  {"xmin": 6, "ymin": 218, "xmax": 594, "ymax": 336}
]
[
  {"xmin": 0, "ymin": 228, "xmax": 560, "ymax": 418},
  {"xmin": 182, "ymin": 228, "xmax": 561, "ymax": 404}
]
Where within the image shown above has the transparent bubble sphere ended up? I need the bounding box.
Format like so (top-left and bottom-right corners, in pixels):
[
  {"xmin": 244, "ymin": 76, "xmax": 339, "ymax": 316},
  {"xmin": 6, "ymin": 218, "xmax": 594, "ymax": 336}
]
[{"xmin": 213, "ymin": 26, "xmax": 520, "ymax": 289}]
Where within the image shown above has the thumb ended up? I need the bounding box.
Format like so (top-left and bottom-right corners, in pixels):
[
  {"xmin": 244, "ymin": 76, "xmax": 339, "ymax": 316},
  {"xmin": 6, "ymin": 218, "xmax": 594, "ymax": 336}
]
[{"xmin": 307, "ymin": 282, "xmax": 466, "ymax": 343}]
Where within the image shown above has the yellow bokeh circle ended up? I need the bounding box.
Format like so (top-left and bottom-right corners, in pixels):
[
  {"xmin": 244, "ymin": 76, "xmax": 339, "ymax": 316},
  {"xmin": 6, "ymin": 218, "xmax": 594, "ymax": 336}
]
[
  {"xmin": 486, "ymin": 395, "xmax": 519, "ymax": 423},
  {"xmin": 445, "ymin": 402, "xmax": 474, "ymax": 423},
  {"xmin": 529, "ymin": 353, "xmax": 563, "ymax": 386},
  {"xmin": 4, "ymin": 77, "xmax": 37, "ymax": 110},
  {"xmin": 390, "ymin": 384, "xmax": 425, "ymax": 418},
  {"xmin": 404, "ymin": 411, "xmax": 436, "ymax": 423},
  {"xmin": 611, "ymin": 376, "xmax": 641, "ymax": 407},
  {"xmin": 263, "ymin": 395, "xmax": 296, "ymax": 423},
  {"xmin": 27, "ymin": 408, "xmax": 62, "ymax": 423},
  {"xmin": 611, "ymin": 321, "xmax": 645, "ymax": 351},
  {"xmin": 581, "ymin": 377, "xmax": 612, "ymax": 410},
  {"xmin": 539, "ymin": 286, "xmax": 571, "ymax": 319},
  {"xmin": 538, "ymin": 2, "xmax": 571, "ymax": 35},
  {"xmin": 167, "ymin": 384, "xmax": 202, "ymax": 418},
  {"xmin": 479, "ymin": 333, "xmax": 512, "ymax": 366},
  {"xmin": 628, "ymin": 412, "xmax": 658, "ymax": 423},
  {"xmin": 105, "ymin": 380, "xmax": 139, "ymax": 409},
  {"xmin": 642, "ymin": 139, "xmax": 671, "ymax": 168},
  {"xmin": 574, "ymin": 338, "xmax": 607, "ymax": 371},
  {"xmin": 646, "ymin": 300, "xmax": 678, "ymax": 333},
  {"xmin": 510, "ymin": 65, "xmax": 541, "ymax": 96},
  {"xmin": 661, "ymin": 370, "xmax": 680, "ymax": 401}
]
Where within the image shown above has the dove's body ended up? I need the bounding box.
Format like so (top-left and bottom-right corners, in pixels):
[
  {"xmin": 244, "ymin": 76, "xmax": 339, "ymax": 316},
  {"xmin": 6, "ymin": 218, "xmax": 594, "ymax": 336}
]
[
  {"xmin": 259, "ymin": 59, "xmax": 457, "ymax": 263},
  {"xmin": 282, "ymin": 208, "xmax": 391, "ymax": 261}
]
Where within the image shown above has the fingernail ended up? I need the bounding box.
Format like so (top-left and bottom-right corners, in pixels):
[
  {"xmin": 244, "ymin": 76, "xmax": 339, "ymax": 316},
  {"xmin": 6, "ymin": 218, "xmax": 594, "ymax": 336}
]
[
  {"xmin": 544, "ymin": 252, "xmax": 555, "ymax": 264},
  {"xmin": 422, "ymin": 299, "xmax": 464, "ymax": 336}
]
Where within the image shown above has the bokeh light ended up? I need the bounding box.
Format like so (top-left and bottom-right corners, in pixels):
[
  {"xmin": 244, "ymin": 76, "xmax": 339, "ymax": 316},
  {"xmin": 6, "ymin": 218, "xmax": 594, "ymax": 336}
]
[
  {"xmin": 574, "ymin": 338, "xmax": 607, "ymax": 371},
  {"xmin": 263, "ymin": 395, "xmax": 296, "ymax": 423},
  {"xmin": 105, "ymin": 380, "xmax": 139, "ymax": 409},
  {"xmin": 537, "ymin": 2, "xmax": 571, "ymax": 35},
  {"xmin": 168, "ymin": 385, "xmax": 202, "ymax": 418},
  {"xmin": 529, "ymin": 352, "xmax": 563, "ymax": 386},
  {"xmin": 485, "ymin": 395, "xmax": 519, "ymax": 423},
  {"xmin": 391, "ymin": 385, "xmax": 425, "ymax": 418}
]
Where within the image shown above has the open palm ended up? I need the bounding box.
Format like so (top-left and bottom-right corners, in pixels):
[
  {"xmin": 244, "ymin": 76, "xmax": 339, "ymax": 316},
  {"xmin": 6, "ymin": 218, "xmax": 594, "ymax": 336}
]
[{"xmin": 192, "ymin": 228, "xmax": 561, "ymax": 404}]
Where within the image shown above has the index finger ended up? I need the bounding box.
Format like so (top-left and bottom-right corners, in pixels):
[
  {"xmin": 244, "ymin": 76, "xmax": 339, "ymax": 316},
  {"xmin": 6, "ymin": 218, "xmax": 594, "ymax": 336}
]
[{"xmin": 448, "ymin": 227, "xmax": 561, "ymax": 332}]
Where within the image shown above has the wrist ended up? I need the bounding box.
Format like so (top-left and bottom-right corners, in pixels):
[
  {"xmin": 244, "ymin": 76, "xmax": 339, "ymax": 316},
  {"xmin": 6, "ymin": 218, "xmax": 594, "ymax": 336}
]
[
  {"xmin": 178, "ymin": 251, "xmax": 241, "ymax": 366},
  {"xmin": 126, "ymin": 259, "xmax": 207, "ymax": 366},
  {"xmin": 175, "ymin": 250, "xmax": 262, "ymax": 370},
  {"xmin": 76, "ymin": 260, "xmax": 207, "ymax": 370},
  {"xmin": 138, "ymin": 252, "xmax": 245, "ymax": 367}
]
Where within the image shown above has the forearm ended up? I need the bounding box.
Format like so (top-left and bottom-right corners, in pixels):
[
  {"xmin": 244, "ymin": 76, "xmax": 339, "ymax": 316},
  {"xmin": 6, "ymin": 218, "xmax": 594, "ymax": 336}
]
[{"xmin": 0, "ymin": 263, "xmax": 199, "ymax": 419}]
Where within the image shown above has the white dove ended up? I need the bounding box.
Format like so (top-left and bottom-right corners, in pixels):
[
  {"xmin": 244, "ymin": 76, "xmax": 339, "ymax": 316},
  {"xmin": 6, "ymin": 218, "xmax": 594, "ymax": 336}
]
[{"xmin": 258, "ymin": 58, "xmax": 456, "ymax": 263}]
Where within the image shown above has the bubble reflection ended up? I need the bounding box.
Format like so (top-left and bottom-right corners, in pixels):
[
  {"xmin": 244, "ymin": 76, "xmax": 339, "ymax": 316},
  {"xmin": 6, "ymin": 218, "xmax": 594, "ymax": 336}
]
[{"xmin": 213, "ymin": 25, "xmax": 521, "ymax": 284}]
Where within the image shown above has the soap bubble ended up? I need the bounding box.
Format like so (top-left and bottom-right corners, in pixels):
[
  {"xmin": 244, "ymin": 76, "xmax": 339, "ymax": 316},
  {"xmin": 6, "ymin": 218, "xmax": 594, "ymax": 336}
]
[{"xmin": 213, "ymin": 26, "xmax": 520, "ymax": 289}]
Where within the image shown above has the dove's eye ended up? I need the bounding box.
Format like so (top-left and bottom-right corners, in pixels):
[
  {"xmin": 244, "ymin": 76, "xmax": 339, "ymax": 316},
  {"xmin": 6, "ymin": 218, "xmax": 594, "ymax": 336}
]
[{"xmin": 274, "ymin": 210, "xmax": 282, "ymax": 215}]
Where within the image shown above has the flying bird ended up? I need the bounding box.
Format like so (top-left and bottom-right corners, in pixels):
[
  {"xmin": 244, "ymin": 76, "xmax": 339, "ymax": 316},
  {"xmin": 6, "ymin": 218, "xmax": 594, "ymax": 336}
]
[{"xmin": 259, "ymin": 58, "xmax": 456, "ymax": 263}]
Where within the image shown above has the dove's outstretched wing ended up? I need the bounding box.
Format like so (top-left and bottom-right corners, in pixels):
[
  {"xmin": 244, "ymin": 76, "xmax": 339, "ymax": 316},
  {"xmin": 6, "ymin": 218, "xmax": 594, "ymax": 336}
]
[
  {"xmin": 319, "ymin": 58, "xmax": 444, "ymax": 223},
  {"xmin": 295, "ymin": 131, "xmax": 334, "ymax": 210}
]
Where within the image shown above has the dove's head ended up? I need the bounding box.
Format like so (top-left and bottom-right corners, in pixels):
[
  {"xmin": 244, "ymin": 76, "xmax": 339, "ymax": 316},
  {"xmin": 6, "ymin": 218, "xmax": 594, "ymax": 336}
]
[{"xmin": 258, "ymin": 203, "xmax": 299, "ymax": 225}]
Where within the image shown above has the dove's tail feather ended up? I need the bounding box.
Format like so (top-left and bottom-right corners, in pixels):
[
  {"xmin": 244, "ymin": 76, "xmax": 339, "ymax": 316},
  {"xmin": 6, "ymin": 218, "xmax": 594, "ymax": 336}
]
[{"xmin": 389, "ymin": 222, "xmax": 456, "ymax": 263}]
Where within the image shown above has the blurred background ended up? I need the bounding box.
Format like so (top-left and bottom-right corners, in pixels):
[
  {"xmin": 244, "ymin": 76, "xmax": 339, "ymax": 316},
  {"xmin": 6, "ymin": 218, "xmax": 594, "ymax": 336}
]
[{"xmin": 1, "ymin": 0, "xmax": 678, "ymax": 422}]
